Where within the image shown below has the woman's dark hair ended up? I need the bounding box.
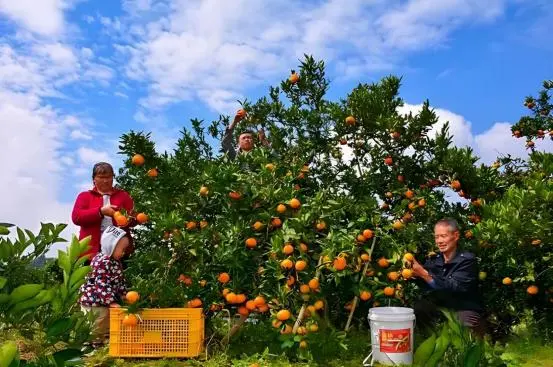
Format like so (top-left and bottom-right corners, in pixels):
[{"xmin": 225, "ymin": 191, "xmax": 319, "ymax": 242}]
[{"xmin": 92, "ymin": 162, "xmax": 114, "ymax": 179}]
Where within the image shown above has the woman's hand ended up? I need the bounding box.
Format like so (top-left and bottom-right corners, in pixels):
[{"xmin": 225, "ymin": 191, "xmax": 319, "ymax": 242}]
[{"xmin": 100, "ymin": 204, "xmax": 118, "ymax": 217}]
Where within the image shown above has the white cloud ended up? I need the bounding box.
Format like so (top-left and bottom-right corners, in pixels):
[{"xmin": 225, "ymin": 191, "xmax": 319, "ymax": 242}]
[
  {"xmin": 77, "ymin": 147, "xmax": 111, "ymax": 165},
  {"xmin": 398, "ymin": 103, "xmax": 553, "ymax": 163},
  {"xmin": 0, "ymin": 0, "xmax": 69, "ymax": 36},
  {"xmin": 112, "ymin": 0, "xmax": 513, "ymax": 113},
  {"xmin": 70, "ymin": 130, "xmax": 92, "ymax": 140},
  {"xmin": 115, "ymin": 91, "xmax": 129, "ymax": 99}
]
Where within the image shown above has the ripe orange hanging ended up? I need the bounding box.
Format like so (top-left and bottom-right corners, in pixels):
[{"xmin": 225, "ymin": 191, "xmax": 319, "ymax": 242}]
[
  {"xmin": 295, "ymin": 260, "xmax": 307, "ymax": 271},
  {"xmin": 308, "ymin": 278, "xmax": 320, "ymax": 290},
  {"xmin": 282, "ymin": 243, "xmax": 294, "ymax": 255},
  {"xmin": 131, "ymin": 154, "xmax": 145, "ymax": 166},
  {"xmin": 333, "ymin": 257, "xmax": 347, "ymax": 271},
  {"xmin": 362, "ymin": 229, "xmax": 374, "ymax": 239},
  {"xmin": 115, "ymin": 215, "xmax": 129, "ymax": 227},
  {"xmin": 289, "ymin": 198, "xmax": 301, "ymax": 209},
  {"xmin": 229, "ymin": 191, "xmax": 242, "ymax": 200},
  {"xmin": 245, "ymin": 237, "xmax": 257, "ymax": 248},
  {"xmin": 253, "ymin": 296, "xmax": 266, "ymax": 307},
  {"xmin": 122, "ymin": 314, "xmax": 139, "ymax": 327},
  {"xmin": 289, "ymin": 71, "xmax": 299, "ymax": 84},
  {"xmin": 126, "ymin": 291, "xmax": 140, "ymax": 304},
  {"xmin": 345, "ymin": 116, "xmax": 356, "ymax": 125},
  {"xmin": 136, "ymin": 212, "xmax": 148, "ymax": 224},
  {"xmin": 218, "ymin": 272, "xmax": 230, "ymax": 284},
  {"xmin": 276, "ymin": 204, "xmax": 287, "ymax": 213},
  {"xmin": 199, "ymin": 186, "xmax": 209, "ymax": 196},
  {"xmin": 383, "ymin": 287, "xmax": 395, "ymax": 297},
  {"xmin": 360, "ymin": 291, "xmax": 372, "ymax": 301},
  {"xmin": 147, "ymin": 168, "xmax": 158, "ymax": 177},
  {"xmin": 280, "ymin": 259, "xmax": 294, "ymax": 269},
  {"xmin": 377, "ymin": 258, "xmax": 390, "ymax": 268},
  {"xmin": 276, "ymin": 309, "xmax": 291, "ymax": 321}
]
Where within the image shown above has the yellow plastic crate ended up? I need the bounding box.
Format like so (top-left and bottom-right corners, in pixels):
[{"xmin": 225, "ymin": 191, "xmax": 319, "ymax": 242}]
[{"xmin": 109, "ymin": 308, "xmax": 204, "ymax": 358}]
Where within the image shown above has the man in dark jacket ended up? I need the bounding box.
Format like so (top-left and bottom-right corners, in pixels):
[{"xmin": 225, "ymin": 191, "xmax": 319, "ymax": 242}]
[
  {"xmin": 221, "ymin": 110, "xmax": 270, "ymax": 160},
  {"xmin": 411, "ymin": 218, "xmax": 484, "ymax": 335}
]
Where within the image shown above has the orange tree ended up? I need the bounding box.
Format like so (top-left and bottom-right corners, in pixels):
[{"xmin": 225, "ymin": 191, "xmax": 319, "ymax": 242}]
[
  {"xmin": 115, "ymin": 56, "xmax": 511, "ymax": 355},
  {"xmin": 474, "ymin": 80, "xmax": 553, "ymax": 340}
]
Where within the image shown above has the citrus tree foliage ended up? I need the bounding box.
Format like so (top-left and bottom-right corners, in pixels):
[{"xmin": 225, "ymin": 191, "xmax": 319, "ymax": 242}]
[{"xmin": 115, "ymin": 56, "xmax": 542, "ymax": 352}]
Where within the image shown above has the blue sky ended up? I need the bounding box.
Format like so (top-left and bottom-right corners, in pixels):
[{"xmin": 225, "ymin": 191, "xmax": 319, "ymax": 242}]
[{"xmin": 1, "ymin": 0, "xmax": 552, "ymax": 244}]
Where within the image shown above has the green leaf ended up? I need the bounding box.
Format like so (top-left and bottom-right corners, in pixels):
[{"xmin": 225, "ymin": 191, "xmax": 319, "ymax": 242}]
[
  {"xmin": 52, "ymin": 349, "xmax": 82, "ymax": 367},
  {"xmin": 69, "ymin": 266, "xmax": 91, "ymax": 290},
  {"xmin": 0, "ymin": 277, "xmax": 7, "ymax": 290},
  {"xmin": 46, "ymin": 318, "xmax": 73, "ymax": 339},
  {"xmin": 0, "ymin": 226, "xmax": 9, "ymax": 235}
]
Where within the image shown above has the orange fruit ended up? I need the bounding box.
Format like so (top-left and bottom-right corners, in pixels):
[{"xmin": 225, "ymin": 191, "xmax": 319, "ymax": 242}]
[
  {"xmin": 229, "ymin": 191, "xmax": 242, "ymax": 200},
  {"xmin": 531, "ymin": 239, "xmax": 542, "ymax": 246},
  {"xmin": 300, "ymin": 284, "xmax": 310, "ymax": 294},
  {"xmin": 252, "ymin": 221, "xmax": 264, "ymax": 231},
  {"xmin": 238, "ymin": 306, "xmax": 250, "ymax": 317},
  {"xmin": 265, "ymin": 163, "xmax": 275, "ymax": 171},
  {"xmin": 418, "ymin": 198, "xmax": 426, "ymax": 207},
  {"xmin": 309, "ymin": 323, "xmax": 319, "ymax": 332},
  {"xmin": 276, "ymin": 309, "xmax": 291, "ymax": 321},
  {"xmin": 356, "ymin": 234, "xmax": 367, "ymax": 243},
  {"xmin": 451, "ymin": 180, "xmax": 461, "ymax": 191},
  {"xmin": 401, "ymin": 268, "xmax": 413, "ymax": 279},
  {"xmin": 115, "ymin": 215, "xmax": 129, "ymax": 227},
  {"xmin": 527, "ymin": 285, "xmax": 539, "ymax": 295},
  {"xmin": 225, "ymin": 292, "xmax": 237, "ymax": 304},
  {"xmin": 200, "ymin": 220, "xmax": 208, "ymax": 229},
  {"xmin": 360, "ymin": 253, "xmax": 371, "ymax": 262},
  {"xmin": 308, "ymin": 278, "xmax": 320, "ymax": 290},
  {"xmin": 392, "ymin": 221, "xmax": 404, "ymax": 230},
  {"xmin": 253, "ymin": 296, "xmax": 266, "ymax": 307},
  {"xmin": 122, "ymin": 313, "xmax": 139, "ymax": 327},
  {"xmin": 299, "ymin": 243, "xmax": 308, "ymax": 252},
  {"xmin": 377, "ymin": 258, "xmax": 390, "ymax": 268},
  {"xmin": 333, "ymin": 257, "xmax": 347, "ymax": 271},
  {"xmin": 289, "ymin": 198, "xmax": 301, "ymax": 209},
  {"xmin": 186, "ymin": 221, "xmax": 197, "ymax": 230},
  {"xmin": 126, "ymin": 291, "xmax": 140, "ymax": 304},
  {"xmin": 283, "ymin": 243, "xmax": 294, "ymax": 255},
  {"xmin": 245, "ymin": 237, "xmax": 257, "ymax": 249},
  {"xmin": 286, "ymin": 276, "xmax": 296, "ymax": 286},
  {"xmin": 314, "ymin": 300, "xmax": 324, "ymax": 310},
  {"xmin": 271, "ymin": 217, "xmax": 282, "ymax": 228},
  {"xmin": 362, "ymin": 229, "xmax": 374, "ymax": 239},
  {"xmin": 316, "ymin": 220, "xmax": 327, "ymax": 231},
  {"xmin": 280, "ymin": 259, "xmax": 294, "ymax": 269},
  {"xmin": 281, "ymin": 325, "xmax": 293, "ymax": 334},
  {"xmin": 131, "ymin": 154, "xmax": 145, "ymax": 166},
  {"xmin": 222, "ymin": 288, "xmax": 230, "ymax": 296},
  {"xmin": 360, "ymin": 291, "xmax": 372, "ymax": 301},
  {"xmin": 384, "ymin": 156, "xmax": 393, "ymax": 166},
  {"xmin": 295, "ymin": 260, "xmax": 307, "ymax": 271},
  {"xmin": 272, "ymin": 319, "xmax": 283, "ymax": 328},
  {"xmin": 136, "ymin": 212, "xmax": 148, "ymax": 224},
  {"xmin": 147, "ymin": 168, "xmax": 158, "ymax": 177},
  {"xmin": 408, "ymin": 202, "xmax": 416, "ymax": 211},
  {"xmin": 199, "ymin": 186, "xmax": 209, "ymax": 196},
  {"xmin": 218, "ymin": 272, "xmax": 230, "ymax": 284},
  {"xmin": 235, "ymin": 294, "xmax": 247, "ymax": 304},
  {"xmin": 187, "ymin": 298, "xmax": 202, "ymax": 308},
  {"xmin": 345, "ymin": 116, "xmax": 356, "ymax": 125},
  {"xmin": 299, "ymin": 340, "xmax": 308, "ymax": 349},
  {"xmin": 502, "ymin": 277, "xmax": 512, "ymax": 285},
  {"xmin": 387, "ymin": 271, "xmax": 399, "ymax": 281},
  {"xmin": 257, "ymin": 304, "xmax": 269, "ymax": 313},
  {"xmin": 296, "ymin": 326, "xmax": 307, "ymax": 335},
  {"xmin": 236, "ymin": 108, "xmax": 247, "ymax": 118},
  {"xmin": 405, "ymin": 190, "xmax": 414, "ymax": 199},
  {"xmin": 199, "ymin": 279, "xmax": 207, "ymax": 287},
  {"xmin": 383, "ymin": 287, "xmax": 395, "ymax": 297},
  {"xmin": 403, "ymin": 253, "xmax": 414, "ymax": 262},
  {"xmin": 289, "ymin": 71, "xmax": 299, "ymax": 84},
  {"xmin": 276, "ymin": 204, "xmax": 287, "ymax": 213},
  {"xmin": 465, "ymin": 230, "xmax": 473, "ymax": 239}
]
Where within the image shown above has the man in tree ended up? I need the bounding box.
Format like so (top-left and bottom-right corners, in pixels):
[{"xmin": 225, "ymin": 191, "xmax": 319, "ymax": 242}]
[
  {"xmin": 411, "ymin": 218, "xmax": 484, "ymax": 335},
  {"xmin": 221, "ymin": 110, "xmax": 270, "ymax": 160}
]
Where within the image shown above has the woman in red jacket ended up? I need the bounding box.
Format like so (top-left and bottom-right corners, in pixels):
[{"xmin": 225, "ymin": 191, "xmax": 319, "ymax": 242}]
[{"xmin": 72, "ymin": 162, "xmax": 135, "ymax": 261}]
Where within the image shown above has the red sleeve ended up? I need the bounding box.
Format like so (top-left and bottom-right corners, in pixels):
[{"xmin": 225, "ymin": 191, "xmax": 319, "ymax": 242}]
[{"xmin": 72, "ymin": 192, "xmax": 102, "ymax": 226}]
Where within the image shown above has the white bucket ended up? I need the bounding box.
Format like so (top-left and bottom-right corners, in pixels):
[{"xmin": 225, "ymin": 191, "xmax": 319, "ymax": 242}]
[{"xmin": 366, "ymin": 307, "xmax": 415, "ymax": 366}]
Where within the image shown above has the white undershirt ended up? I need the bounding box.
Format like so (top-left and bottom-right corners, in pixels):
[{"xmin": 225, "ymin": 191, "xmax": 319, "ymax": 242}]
[{"xmin": 100, "ymin": 194, "xmax": 113, "ymax": 233}]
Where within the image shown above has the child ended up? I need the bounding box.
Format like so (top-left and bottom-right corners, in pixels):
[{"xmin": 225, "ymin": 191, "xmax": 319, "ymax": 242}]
[{"xmin": 79, "ymin": 225, "xmax": 129, "ymax": 347}]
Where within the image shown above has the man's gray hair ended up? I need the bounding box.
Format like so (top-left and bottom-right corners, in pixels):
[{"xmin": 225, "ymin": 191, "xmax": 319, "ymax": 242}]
[{"xmin": 435, "ymin": 217, "xmax": 459, "ymax": 232}]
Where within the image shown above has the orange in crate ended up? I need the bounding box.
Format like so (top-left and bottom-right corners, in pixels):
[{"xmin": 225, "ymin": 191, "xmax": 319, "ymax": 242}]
[{"xmin": 109, "ymin": 308, "xmax": 204, "ymax": 358}]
